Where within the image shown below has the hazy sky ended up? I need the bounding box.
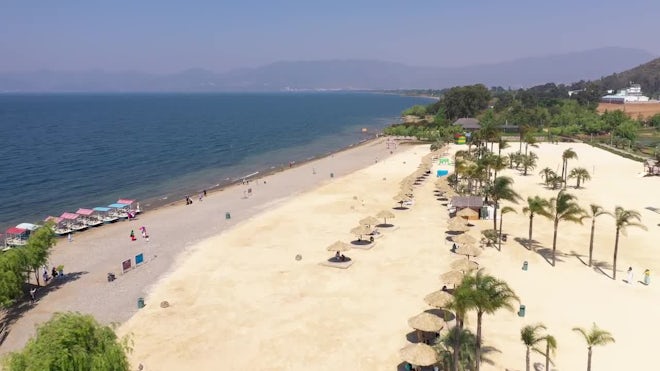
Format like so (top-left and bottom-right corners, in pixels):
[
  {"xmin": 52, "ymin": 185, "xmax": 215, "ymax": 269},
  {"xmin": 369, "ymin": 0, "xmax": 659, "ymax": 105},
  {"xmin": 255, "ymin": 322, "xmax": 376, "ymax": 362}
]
[{"xmin": 2, "ymin": 0, "xmax": 659, "ymax": 73}]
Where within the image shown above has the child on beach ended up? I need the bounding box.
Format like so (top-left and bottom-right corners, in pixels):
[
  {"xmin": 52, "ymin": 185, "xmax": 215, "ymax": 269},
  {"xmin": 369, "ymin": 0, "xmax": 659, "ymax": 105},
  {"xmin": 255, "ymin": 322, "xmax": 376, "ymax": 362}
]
[
  {"xmin": 644, "ymin": 269, "xmax": 651, "ymax": 285},
  {"xmin": 626, "ymin": 267, "xmax": 634, "ymax": 284}
]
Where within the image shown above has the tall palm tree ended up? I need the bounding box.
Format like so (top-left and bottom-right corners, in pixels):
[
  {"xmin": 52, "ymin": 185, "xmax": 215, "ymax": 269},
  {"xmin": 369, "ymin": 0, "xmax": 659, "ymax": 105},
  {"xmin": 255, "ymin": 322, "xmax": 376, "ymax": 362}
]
[
  {"xmin": 546, "ymin": 190, "xmax": 586, "ymax": 266},
  {"xmin": 544, "ymin": 334, "xmax": 558, "ymax": 371},
  {"xmin": 539, "ymin": 167, "xmax": 555, "ymax": 186},
  {"xmin": 497, "ymin": 137, "xmax": 509, "ymax": 156},
  {"xmin": 611, "ymin": 206, "xmax": 647, "ymax": 280},
  {"xmin": 520, "ymin": 323, "xmax": 546, "ymax": 371},
  {"xmin": 561, "ymin": 148, "xmax": 578, "ymax": 188},
  {"xmin": 486, "ymin": 176, "xmax": 521, "ymax": 233},
  {"xmin": 446, "ymin": 288, "xmax": 471, "ymax": 371},
  {"xmin": 491, "ymin": 155, "xmax": 508, "ymax": 182},
  {"xmin": 587, "ymin": 204, "xmax": 611, "ymax": 267},
  {"xmin": 458, "ymin": 270, "xmax": 519, "ymax": 371},
  {"xmin": 521, "ymin": 152, "xmax": 538, "ymax": 176},
  {"xmin": 569, "ymin": 167, "xmax": 591, "ymax": 188},
  {"xmin": 498, "ymin": 206, "xmax": 516, "ymax": 251},
  {"xmin": 434, "ymin": 327, "xmax": 478, "ymax": 371},
  {"xmin": 522, "ymin": 196, "xmax": 552, "ymax": 250},
  {"xmin": 572, "ymin": 323, "xmax": 615, "ymax": 371},
  {"xmin": 523, "ymin": 132, "xmax": 538, "ymax": 156}
]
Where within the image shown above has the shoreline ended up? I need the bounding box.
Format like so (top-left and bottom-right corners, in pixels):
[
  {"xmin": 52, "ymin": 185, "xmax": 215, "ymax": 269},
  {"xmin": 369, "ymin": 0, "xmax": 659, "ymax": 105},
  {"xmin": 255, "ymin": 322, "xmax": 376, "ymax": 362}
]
[{"xmin": 0, "ymin": 135, "xmax": 411, "ymax": 354}]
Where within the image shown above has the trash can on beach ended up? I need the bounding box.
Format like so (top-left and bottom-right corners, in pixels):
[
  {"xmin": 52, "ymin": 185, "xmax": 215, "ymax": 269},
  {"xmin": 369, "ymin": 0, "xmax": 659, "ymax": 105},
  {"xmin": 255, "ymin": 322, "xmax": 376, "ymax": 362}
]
[
  {"xmin": 330, "ymin": 172, "xmax": 334, "ymax": 178},
  {"xmin": 225, "ymin": 212, "xmax": 231, "ymax": 220},
  {"xmin": 518, "ymin": 305, "xmax": 526, "ymax": 317},
  {"xmin": 522, "ymin": 261, "xmax": 528, "ymax": 271},
  {"xmin": 137, "ymin": 297, "xmax": 145, "ymax": 309}
]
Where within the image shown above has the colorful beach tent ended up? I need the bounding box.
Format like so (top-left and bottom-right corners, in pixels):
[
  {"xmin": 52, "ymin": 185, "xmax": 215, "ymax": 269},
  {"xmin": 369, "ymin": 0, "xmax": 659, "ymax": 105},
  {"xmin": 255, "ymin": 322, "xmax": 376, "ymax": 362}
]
[
  {"xmin": 15, "ymin": 223, "xmax": 39, "ymax": 231},
  {"xmin": 76, "ymin": 208, "xmax": 94, "ymax": 215}
]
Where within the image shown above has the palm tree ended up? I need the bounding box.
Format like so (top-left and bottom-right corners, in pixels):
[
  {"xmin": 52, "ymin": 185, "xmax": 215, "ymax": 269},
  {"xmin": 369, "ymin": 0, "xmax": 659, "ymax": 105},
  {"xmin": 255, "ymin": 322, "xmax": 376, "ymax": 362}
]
[
  {"xmin": 611, "ymin": 206, "xmax": 647, "ymax": 280},
  {"xmin": 544, "ymin": 334, "xmax": 558, "ymax": 371},
  {"xmin": 546, "ymin": 190, "xmax": 586, "ymax": 266},
  {"xmin": 561, "ymin": 148, "xmax": 578, "ymax": 188},
  {"xmin": 491, "ymin": 155, "xmax": 508, "ymax": 182},
  {"xmin": 568, "ymin": 167, "xmax": 591, "ymax": 188},
  {"xmin": 572, "ymin": 323, "xmax": 615, "ymax": 371},
  {"xmin": 522, "ymin": 196, "xmax": 552, "ymax": 250},
  {"xmin": 520, "ymin": 323, "xmax": 546, "ymax": 371},
  {"xmin": 497, "ymin": 137, "xmax": 509, "ymax": 156},
  {"xmin": 521, "ymin": 152, "xmax": 538, "ymax": 176},
  {"xmin": 587, "ymin": 204, "xmax": 611, "ymax": 267},
  {"xmin": 434, "ymin": 327, "xmax": 480, "ymax": 371},
  {"xmin": 498, "ymin": 206, "xmax": 516, "ymax": 251},
  {"xmin": 458, "ymin": 270, "xmax": 519, "ymax": 371},
  {"xmin": 486, "ymin": 176, "xmax": 521, "ymax": 233},
  {"xmin": 539, "ymin": 167, "xmax": 555, "ymax": 186},
  {"xmin": 523, "ymin": 132, "xmax": 538, "ymax": 156},
  {"xmin": 446, "ymin": 288, "xmax": 471, "ymax": 371}
]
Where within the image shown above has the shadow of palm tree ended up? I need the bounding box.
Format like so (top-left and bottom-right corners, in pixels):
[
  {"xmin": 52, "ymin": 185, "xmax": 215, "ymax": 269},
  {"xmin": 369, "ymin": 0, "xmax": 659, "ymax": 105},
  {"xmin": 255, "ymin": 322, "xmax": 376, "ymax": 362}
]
[
  {"xmin": 533, "ymin": 247, "xmax": 567, "ymax": 265},
  {"xmin": 513, "ymin": 236, "xmax": 541, "ymax": 251},
  {"xmin": 570, "ymin": 250, "xmax": 588, "ymax": 266},
  {"xmin": 0, "ymin": 271, "xmax": 88, "ymax": 346},
  {"xmin": 592, "ymin": 260, "xmax": 613, "ymax": 279}
]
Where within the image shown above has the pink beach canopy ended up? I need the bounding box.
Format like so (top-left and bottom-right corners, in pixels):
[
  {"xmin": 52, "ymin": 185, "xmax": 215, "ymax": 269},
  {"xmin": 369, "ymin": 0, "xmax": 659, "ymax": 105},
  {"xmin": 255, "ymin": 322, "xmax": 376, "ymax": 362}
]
[
  {"xmin": 45, "ymin": 216, "xmax": 63, "ymax": 223},
  {"xmin": 60, "ymin": 212, "xmax": 80, "ymax": 220},
  {"xmin": 117, "ymin": 199, "xmax": 135, "ymax": 205},
  {"xmin": 76, "ymin": 208, "xmax": 94, "ymax": 216},
  {"xmin": 6, "ymin": 227, "xmax": 27, "ymax": 235}
]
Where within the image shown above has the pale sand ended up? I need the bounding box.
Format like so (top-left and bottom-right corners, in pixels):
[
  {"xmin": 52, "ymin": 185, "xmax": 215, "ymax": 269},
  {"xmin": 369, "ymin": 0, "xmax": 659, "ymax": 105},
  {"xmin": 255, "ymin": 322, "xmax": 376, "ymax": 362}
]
[
  {"xmin": 118, "ymin": 142, "xmax": 659, "ymax": 371},
  {"xmin": 0, "ymin": 137, "xmax": 399, "ymax": 354}
]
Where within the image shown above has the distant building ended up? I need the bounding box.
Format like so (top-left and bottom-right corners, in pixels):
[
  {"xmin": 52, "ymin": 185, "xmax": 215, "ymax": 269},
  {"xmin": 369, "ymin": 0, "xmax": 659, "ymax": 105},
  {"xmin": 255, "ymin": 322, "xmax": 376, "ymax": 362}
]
[
  {"xmin": 453, "ymin": 118, "xmax": 481, "ymax": 131},
  {"xmin": 601, "ymin": 84, "xmax": 650, "ymax": 103}
]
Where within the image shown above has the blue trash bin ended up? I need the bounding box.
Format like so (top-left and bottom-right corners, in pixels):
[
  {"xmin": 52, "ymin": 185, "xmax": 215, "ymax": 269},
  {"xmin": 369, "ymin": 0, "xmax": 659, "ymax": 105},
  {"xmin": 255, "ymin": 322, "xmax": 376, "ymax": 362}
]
[
  {"xmin": 225, "ymin": 212, "xmax": 231, "ymax": 220},
  {"xmin": 137, "ymin": 297, "xmax": 145, "ymax": 309},
  {"xmin": 522, "ymin": 261, "xmax": 528, "ymax": 271},
  {"xmin": 518, "ymin": 304, "xmax": 526, "ymax": 317}
]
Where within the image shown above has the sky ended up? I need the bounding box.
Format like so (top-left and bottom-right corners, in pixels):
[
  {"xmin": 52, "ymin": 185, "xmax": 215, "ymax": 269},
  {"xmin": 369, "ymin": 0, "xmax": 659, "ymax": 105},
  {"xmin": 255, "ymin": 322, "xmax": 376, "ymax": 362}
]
[{"xmin": 1, "ymin": 0, "xmax": 659, "ymax": 73}]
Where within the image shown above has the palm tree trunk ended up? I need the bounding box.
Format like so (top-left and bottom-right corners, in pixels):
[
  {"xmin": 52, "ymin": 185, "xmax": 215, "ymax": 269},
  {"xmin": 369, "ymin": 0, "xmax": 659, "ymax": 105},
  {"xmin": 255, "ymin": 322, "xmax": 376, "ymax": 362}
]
[
  {"xmin": 545, "ymin": 340, "xmax": 551, "ymax": 371},
  {"xmin": 613, "ymin": 228, "xmax": 620, "ymax": 280},
  {"xmin": 588, "ymin": 219, "xmax": 595, "ymax": 267},
  {"xmin": 34, "ymin": 268, "xmax": 41, "ymax": 286},
  {"xmin": 552, "ymin": 218, "xmax": 559, "ymax": 266},
  {"xmin": 528, "ymin": 215, "xmax": 534, "ymax": 250},
  {"xmin": 587, "ymin": 347, "xmax": 592, "ymax": 371},
  {"xmin": 498, "ymin": 213, "xmax": 504, "ymax": 251},
  {"xmin": 492, "ymin": 202, "xmax": 498, "ymax": 233},
  {"xmin": 475, "ymin": 312, "xmax": 483, "ymax": 371},
  {"xmin": 526, "ymin": 347, "xmax": 531, "ymax": 371}
]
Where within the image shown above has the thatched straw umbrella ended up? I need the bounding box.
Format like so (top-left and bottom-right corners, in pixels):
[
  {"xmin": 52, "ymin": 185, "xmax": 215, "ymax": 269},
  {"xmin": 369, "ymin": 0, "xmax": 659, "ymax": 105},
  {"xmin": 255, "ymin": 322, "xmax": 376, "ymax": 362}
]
[
  {"xmin": 399, "ymin": 343, "xmax": 438, "ymax": 368},
  {"xmin": 424, "ymin": 290, "xmax": 453, "ymax": 309},
  {"xmin": 449, "ymin": 258, "xmax": 479, "ymax": 271},
  {"xmin": 447, "ymin": 219, "xmax": 470, "ymax": 233},
  {"xmin": 457, "ymin": 207, "xmax": 479, "ymax": 219},
  {"xmin": 408, "ymin": 312, "xmax": 445, "ymax": 333},
  {"xmin": 326, "ymin": 241, "xmax": 351, "ymax": 253},
  {"xmin": 393, "ymin": 193, "xmax": 410, "ymax": 208},
  {"xmin": 454, "ymin": 244, "xmax": 482, "ymax": 258},
  {"xmin": 359, "ymin": 216, "xmax": 380, "ymax": 227},
  {"xmin": 350, "ymin": 225, "xmax": 372, "ymax": 241},
  {"xmin": 452, "ymin": 233, "xmax": 477, "ymax": 246},
  {"xmin": 439, "ymin": 270, "xmax": 465, "ymax": 286},
  {"xmin": 376, "ymin": 210, "xmax": 395, "ymax": 224}
]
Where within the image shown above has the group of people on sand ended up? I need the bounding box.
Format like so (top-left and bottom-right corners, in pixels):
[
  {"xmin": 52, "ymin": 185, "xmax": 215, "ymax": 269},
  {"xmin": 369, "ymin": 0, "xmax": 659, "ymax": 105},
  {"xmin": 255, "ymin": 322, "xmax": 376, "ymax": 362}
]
[
  {"xmin": 334, "ymin": 251, "xmax": 348, "ymax": 262},
  {"xmin": 626, "ymin": 267, "xmax": 651, "ymax": 285}
]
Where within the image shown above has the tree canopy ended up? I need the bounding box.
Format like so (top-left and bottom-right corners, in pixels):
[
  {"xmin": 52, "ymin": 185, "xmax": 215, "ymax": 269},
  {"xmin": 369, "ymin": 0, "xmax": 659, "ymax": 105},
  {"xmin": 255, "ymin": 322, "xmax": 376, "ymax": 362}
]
[{"xmin": 3, "ymin": 312, "xmax": 132, "ymax": 371}]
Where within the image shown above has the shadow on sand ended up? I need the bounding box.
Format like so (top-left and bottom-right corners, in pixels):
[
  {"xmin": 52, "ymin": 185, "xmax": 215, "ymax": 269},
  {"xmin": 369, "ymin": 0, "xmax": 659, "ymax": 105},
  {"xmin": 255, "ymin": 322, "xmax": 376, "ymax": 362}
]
[{"xmin": 0, "ymin": 271, "xmax": 88, "ymax": 346}]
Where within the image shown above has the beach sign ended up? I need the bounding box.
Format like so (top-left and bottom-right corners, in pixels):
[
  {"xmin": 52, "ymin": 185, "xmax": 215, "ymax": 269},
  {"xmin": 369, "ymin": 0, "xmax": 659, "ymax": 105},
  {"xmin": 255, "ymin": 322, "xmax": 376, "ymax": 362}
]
[
  {"xmin": 122, "ymin": 259, "xmax": 132, "ymax": 273},
  {"xmin": 135, "ymin": 253, "xmax": 144, "ymax": 265}
]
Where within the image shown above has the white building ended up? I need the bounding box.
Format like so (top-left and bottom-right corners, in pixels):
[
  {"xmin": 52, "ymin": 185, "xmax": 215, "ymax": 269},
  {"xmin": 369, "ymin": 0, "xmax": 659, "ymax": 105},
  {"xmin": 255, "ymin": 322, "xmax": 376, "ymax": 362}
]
[{"xmin": 601, "ymin": 83, "xmax": 650, "ymax": 103}]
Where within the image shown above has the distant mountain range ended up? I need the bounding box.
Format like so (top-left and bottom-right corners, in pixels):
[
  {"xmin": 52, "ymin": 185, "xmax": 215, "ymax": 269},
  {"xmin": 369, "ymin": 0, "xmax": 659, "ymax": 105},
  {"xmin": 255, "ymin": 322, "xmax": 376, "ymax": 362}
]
[{"xmin": 0, "ymin": 47, "xmax": 655, "ymax": 92}]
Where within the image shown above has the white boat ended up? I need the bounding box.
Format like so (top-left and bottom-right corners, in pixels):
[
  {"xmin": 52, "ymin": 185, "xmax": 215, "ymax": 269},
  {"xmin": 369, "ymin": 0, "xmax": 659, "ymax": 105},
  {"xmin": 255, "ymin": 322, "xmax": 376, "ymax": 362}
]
[
  {"xmin": 45, "ymin": 216, "xmax": 73, "ymax": 236},
  {"xmin": 76, "ymin": 208, "xmax": 103, "ymax": 227},
  {"xmin": 108, "ymin": 203, "xmax": 130, "ymax": 220},
  {"xmin": 60, "ymin": 212, "xmax": 88, "ymax": 232},
  {"xmin": 117, "ymin": 199, "xmax": 141, "ymax": 215},
  {"xmin": 4, "ymin": 226, "xmax": 28, "ymax": 246},
  {"xmin": 93, "ymin": 207, "xmax": 118, "ymax": 223}
]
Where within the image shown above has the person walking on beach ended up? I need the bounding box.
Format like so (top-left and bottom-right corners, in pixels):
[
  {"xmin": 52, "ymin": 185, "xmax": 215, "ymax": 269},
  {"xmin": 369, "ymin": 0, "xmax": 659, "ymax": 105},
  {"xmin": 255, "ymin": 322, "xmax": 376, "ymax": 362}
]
[
  {"xmin": 130, "ymin": 230, "xmax": 136, "ymax": 241},
  {"xmin": 198, "ymin": 192, "xmax": 203, "ymax": 202},
  {"xmin": 203, "ymin": 189, "xmax": 207, "ymax": 197},
  {"xmin": 626, "ymin": 267, "xmax": 634, "ymax": 284},
  {"xmin": 29, "ymin": 288, "xmax": 37, "ymax": 303},
  {"xmin": 68, "ymin": 233, "xmax": 72, "ymax": 243},
  {"xmin": 644, "ymin": 269, "xmax": 651, "ymax": 285}
]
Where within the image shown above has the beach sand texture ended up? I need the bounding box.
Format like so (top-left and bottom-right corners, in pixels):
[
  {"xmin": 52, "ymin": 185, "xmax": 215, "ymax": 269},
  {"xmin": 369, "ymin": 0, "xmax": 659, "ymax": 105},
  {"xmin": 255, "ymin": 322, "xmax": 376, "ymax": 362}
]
[{"xmin": 118, "ymin": 142, "xmax": 660, "ymax": 371}]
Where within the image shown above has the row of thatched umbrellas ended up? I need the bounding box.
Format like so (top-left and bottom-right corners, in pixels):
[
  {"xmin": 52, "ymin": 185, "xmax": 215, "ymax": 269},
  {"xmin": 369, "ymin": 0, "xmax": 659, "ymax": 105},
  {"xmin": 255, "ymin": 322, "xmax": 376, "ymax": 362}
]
[
  {"xmin": 325, "ymin": 210, "xmax": 396, "ymax": 258},
  {"xmin": 394, "ymin": 150, "xmax": 443, "ymax": 208},
  {"xmin": 399, "ymin": 192, "xmax": 484, "ymax": 368}
]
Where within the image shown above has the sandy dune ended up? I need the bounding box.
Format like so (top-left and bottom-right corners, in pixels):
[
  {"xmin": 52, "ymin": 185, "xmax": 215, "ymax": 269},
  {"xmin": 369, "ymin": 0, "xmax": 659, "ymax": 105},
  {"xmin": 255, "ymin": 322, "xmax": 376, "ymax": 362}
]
[{"xmin": 115, "ymin": 142, "xmax": 659, "ymax": 370}]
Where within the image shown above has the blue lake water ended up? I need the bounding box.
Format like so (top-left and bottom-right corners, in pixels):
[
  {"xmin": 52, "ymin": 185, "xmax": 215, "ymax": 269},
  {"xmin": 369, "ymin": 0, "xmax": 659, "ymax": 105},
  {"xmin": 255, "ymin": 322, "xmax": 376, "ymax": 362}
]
[{"xmin": 0, "ymin": 92, "xmax": 432, "ymax": 228}]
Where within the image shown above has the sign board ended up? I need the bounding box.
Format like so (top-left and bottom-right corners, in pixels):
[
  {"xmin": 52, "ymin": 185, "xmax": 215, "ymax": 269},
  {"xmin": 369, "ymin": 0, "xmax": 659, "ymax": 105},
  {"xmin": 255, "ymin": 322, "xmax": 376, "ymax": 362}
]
[
  {"xmin": 135, "ymin": 253, "xmax": 144, "ymax": 265},
  {"xmin": 122, "ymin": 259, "xmax": 132, "ymax": 273}
]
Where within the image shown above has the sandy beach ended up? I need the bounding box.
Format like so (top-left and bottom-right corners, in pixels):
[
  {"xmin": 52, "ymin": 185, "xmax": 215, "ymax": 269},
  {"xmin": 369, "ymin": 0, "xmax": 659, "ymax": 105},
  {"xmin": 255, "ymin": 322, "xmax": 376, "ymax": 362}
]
[{"xmin": 3, "ymin": 139, "xmax": 659, "ymax": 370}]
